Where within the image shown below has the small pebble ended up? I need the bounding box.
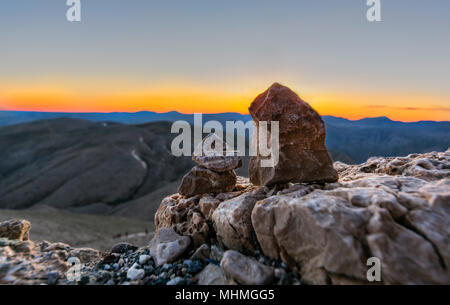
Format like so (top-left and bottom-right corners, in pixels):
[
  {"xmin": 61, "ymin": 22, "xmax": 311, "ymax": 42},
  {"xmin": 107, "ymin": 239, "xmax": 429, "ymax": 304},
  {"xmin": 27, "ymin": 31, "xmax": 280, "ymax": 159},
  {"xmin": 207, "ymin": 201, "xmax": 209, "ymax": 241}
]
[
  {"xmin": 166, "ymin": 277, "xmax": 185, "ymax": 285},
  {"xmin": 139, "ymin": 255, "xmax": 151, "ymax": 265}
]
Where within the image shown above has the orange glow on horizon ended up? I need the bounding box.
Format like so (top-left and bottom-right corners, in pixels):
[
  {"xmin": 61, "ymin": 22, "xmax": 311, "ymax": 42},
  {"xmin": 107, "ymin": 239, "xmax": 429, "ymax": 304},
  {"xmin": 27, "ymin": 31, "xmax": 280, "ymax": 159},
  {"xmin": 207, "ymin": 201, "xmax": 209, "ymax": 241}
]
[{"xmin": 1, "ymin": 85, "xmax": 449, "ymax": 122}]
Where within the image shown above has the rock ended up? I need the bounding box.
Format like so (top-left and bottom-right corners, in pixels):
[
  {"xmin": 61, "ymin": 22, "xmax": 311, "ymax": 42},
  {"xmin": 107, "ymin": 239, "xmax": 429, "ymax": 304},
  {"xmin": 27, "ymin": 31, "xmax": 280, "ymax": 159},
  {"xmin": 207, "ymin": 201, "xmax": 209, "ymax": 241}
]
[
  {"xmin": 190, "ymin": 244, "xmax": 211, "ymax": 260},
  {"xmin": 47, "ymin": 272, "xmax": 61, "ymax": 285},
  {"xmin": 69, "ymin": 248, "xmax": 100, "ymax": 264},
  {"xmin": 248, "ymin": 83, "xmax": 338, "ymax": 186},
  {"xmin": 102, "ymin": 253, "xmax": 120, "ymax": 264},
  {"xmin": 149, "ymin": 228, "xmax": 191, "ymax": 267},
  {"xmin": 166, "ymin": 276, "xmax": 185, "ymax": 285},
  {"xmin": 175, "ymin": 210, "xmax": 210, "ymax": 247},
  {"xmin": 210, "ymin": 245, "xmax": 225, "ymax": 262},
  {"xmin": 193, "ymin": 133, "xmax": 242, "ymax": 172},
  {"xmin": 183, "ymin": 259, "xmax": 203, "ymax": 274},
  {"xmin": 212, "ymin": 187, "xmax": 267, "ymax": 252},
  {"xmin": 155, "ymin": 195, "xmax": 210, "ymax": 247},
  {"xmin": 13, "ymin": 241, "xmax": 35, "ymax": 253},
  {"xmin": 197, "ymin": 263, "xmax": 230, "ymax": 285},
  {"xmin": 0, "ymin": 219, "xmax": 31, "ymax": 241},
  {"xmin": 139, "ymin": 255, "xmax": 151, "ymax": 265},
  {"xmin": 220, "ymin": 250, "xmax": 274, "ymax": 285},
  {"xmin": 42, "ymin": 242, "xmax": 71, "ymax": 252},
  {"xmin": 199, "ymin": 195, "xmax": 221, "ymax": 221},
  {"xmin": 127, "ymin": 268, "xmax": 145, "ymax": 281},
  {"xmin": 111, "ymin": 242, "xmax": 138, "ymax": 254},
  {"xmin": 178, "ymin": 166, "xmax": 237, "ymax": 197},
  {"xmin": 251, "ymin": 173, "xmax": 450, "ymax": 284},
  {"xmin": 338, "ymin": 150, "xmax": 450, "ymax": 182}
]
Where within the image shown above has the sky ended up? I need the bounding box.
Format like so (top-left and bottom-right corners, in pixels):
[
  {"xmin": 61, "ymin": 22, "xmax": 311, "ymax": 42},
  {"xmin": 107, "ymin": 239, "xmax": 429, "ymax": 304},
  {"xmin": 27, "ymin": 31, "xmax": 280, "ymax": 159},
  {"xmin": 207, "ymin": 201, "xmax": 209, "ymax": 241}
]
[{"xmin": 0, "ymin": 0, "xmax": 449, "ymax": 121}]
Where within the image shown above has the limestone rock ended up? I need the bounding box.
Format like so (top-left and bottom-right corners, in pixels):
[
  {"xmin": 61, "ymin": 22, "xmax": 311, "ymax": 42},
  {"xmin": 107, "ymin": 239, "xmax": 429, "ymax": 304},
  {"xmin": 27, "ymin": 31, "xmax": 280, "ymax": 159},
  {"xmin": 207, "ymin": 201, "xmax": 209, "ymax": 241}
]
[
  {"xmin": 175, "ymin": 210, "xmax": 210, "ymax": 247},
  {"xmin": 249, "ymin": 83, "xmax": 338, "ymax": 186},
  {"xmin": 220, "ymin": 250, "xmax": 274, "ymax": 285},
  {"xmin": 199, "ymin": 195, "xmax": 221, "ymax": 221},
  {"xmin": 251, "ymin": 174, "xmax": 450, "ymax": 285},
  {"xmin": 338, "ymin": 150, "xmax": 450, "ymax": 182},
  {"xmin": 193, "ymin": 133, "xmax": 242, "ymax": 172},
  {"xmin": 212, "ymin": 187, "xmax": 267, "ymax": 252},
  {"xmin": 197, "ymin": 263, "xmax": 230, "ymax": 285},
  {"xmin": 155, "ymin": 195, "xmax": 210, "ymax": 247},
  {"xmin": 178, "ymin": 166, "xmax": 237, "ymax": 197},
  {"xmin": 0, "ymin": 219, "xmax": 31, "ymax": 241},
  {"xmin": 149, "ymin": 228, "xmax": 191, "ymax": 266}
]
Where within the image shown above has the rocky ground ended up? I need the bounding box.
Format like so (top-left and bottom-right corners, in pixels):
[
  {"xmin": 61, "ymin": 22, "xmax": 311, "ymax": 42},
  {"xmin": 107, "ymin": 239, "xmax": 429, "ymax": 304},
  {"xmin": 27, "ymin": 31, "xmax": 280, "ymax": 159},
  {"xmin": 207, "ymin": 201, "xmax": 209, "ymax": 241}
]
[{"xmin": 1, "ymin": 149, "xmax": 449, "ymax": 285}]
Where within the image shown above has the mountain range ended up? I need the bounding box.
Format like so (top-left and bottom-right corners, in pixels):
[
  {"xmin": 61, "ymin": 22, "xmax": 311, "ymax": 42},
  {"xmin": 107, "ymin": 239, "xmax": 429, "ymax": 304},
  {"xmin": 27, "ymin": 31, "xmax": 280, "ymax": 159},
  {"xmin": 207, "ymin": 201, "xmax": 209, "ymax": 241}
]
[{"xmin": 0, "ymin": 111, "xmax": 449, "ymax": 220}]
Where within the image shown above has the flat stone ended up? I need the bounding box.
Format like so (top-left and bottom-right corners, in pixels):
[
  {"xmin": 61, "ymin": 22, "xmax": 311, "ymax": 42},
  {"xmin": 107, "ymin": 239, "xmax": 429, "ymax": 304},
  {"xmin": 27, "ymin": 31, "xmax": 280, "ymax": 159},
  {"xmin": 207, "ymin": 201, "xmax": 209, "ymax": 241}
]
[
  {"xmin": 179, "ymin": 166, "xmax": 237, "ymax": 197},
  {"xmin": 193, "ymin": 133, "xmax": 242, "ymax": 172}
]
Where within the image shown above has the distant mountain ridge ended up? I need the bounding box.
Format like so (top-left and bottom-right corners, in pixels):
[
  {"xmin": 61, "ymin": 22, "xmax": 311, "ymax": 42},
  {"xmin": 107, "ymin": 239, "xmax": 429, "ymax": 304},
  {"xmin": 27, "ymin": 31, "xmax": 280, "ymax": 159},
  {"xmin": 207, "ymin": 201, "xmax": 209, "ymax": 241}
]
[
  {"xmin": 1, "ymin": 110, "xmax": 449, "ymax": 164},
  {"xmin": 1, "ymin": 110, "xmax": 448, "ymax": 127}
]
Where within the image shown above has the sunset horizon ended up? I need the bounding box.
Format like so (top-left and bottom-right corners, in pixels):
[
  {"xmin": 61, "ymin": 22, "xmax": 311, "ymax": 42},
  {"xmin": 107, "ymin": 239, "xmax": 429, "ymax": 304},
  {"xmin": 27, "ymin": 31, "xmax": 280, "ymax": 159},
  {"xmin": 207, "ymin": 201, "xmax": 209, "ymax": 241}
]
[{"xmin": 1, "ymin": 1, "xmax": 449, "ymax": 123}]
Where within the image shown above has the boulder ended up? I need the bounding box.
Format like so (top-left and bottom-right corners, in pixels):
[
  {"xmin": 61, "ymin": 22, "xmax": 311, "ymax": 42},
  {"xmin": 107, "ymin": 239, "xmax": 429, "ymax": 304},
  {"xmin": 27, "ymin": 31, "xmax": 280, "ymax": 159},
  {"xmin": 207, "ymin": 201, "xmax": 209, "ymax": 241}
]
[
  {"xmin": 178, "ymin": 166, "xmax": 237, "ymax": 197},
  {"xmin": 220, "ymin": 250, "xmax": 274, "ymax": 285},
  {"xmin": 193, "ymin": 133, "xmax": 242, "ymax": 172},
  {"xmin": 212, "ymin": 187, "xmax": 267, "ymax": 252},
  {"xmin": 149, "ymin": 228, "xmax": 191, "ymax": 266},
  {"xmin": 249, "ymin": 83, "xmax": 338, "ymax": 186},
  {"xmin": 0, "ymin": 219, "xmax": 31, "ymax": 241},
  {"xmin": 251, "ymin": 174, "xmax": 450, "ymax": 284}
]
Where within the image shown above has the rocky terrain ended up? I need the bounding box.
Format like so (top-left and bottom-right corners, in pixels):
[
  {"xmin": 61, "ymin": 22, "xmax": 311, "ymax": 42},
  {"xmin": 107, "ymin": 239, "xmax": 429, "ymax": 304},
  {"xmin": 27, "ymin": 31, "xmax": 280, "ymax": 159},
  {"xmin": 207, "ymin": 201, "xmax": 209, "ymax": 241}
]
[
  {"xmin": 1, "ymin": 84, "xmax": 448, "ymax": 285},
  {"xmin": 1, "ymin": 149, "xmax": 448, "ymax": 285}
]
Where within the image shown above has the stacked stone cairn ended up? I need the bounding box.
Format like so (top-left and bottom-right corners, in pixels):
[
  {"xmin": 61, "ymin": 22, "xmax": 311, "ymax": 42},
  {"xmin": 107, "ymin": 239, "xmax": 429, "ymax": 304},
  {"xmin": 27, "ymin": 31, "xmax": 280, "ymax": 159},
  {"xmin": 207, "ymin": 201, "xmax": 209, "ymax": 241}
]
[{"xmin": 178, "ymin": 134, "xmax": 243, "ymax": 197}]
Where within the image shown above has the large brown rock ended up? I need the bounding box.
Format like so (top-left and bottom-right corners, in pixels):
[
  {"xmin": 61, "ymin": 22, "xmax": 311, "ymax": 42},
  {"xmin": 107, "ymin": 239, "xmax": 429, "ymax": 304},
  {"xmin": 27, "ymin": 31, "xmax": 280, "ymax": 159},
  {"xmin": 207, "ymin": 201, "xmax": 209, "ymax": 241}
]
[
  {"xmin": 251, "ymin": 172, "xmax": 450, "ymax": 285},
  {"xmin": 178, "ymin": 166, "xmax": 237, "ymax": 197},
  {"xmin": 249, "ymin": 83, "xmax": 338, "ymax": 186},
  {"xmin": 193, "ymin": 133, "xmax": 242, "ymax": 173}
]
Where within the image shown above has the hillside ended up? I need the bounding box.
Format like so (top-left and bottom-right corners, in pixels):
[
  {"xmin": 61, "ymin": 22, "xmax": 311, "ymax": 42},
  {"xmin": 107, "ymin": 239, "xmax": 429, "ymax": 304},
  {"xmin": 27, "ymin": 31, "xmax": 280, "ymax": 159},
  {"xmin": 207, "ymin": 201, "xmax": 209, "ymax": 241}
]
[
  {"xmin": 0, "ymin": 116, "xmax": 448, "ymax": 221},
  {"xmin": 0, "ymin": 119, "xmax": 193, "ymax": 220}
]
